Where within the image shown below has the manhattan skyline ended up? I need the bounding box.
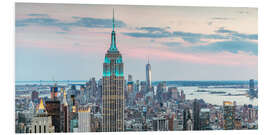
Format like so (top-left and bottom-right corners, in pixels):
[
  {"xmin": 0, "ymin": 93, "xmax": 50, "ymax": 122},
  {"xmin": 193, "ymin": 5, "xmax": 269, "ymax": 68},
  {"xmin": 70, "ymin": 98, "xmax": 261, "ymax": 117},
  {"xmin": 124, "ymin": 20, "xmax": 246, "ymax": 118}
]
[{"xmin": 15, "ymin": 3, "xmax": 258, "ymax": 81}]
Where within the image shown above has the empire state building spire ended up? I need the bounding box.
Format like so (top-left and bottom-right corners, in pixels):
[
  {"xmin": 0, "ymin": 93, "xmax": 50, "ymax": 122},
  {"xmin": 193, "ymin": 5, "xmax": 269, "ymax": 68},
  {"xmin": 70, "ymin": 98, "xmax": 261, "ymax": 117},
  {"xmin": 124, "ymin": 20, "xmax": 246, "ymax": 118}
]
[
  {"xmin": 109, "ymin": 8, "xmax": 118, "ymax": 52},
  {"xmin": 102, "ymin": 9, "xmax": 124, "ymax": 132}
]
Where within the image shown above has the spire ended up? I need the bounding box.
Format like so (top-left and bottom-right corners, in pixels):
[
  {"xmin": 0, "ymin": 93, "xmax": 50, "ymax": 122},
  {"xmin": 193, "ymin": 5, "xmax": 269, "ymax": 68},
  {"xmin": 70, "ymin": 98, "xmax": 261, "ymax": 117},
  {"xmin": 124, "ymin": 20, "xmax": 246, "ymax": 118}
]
[
  {"xmin": 109, "ymin": 8, "xmax": 118, "ymax": 52},
  {"xmin": 147, "ymin": 56, "xmax": 149, "ymax": 64},
  {"xmin": 113, "ymin": 8, "xmax": 115, "ymax": 31},
  {"xmin": 63, "ymin": 90, "xmax": 68, "ymax": 106},
  {"xmin": 37, "ymin": 98, "xmax": 46, "ymax": 113}
]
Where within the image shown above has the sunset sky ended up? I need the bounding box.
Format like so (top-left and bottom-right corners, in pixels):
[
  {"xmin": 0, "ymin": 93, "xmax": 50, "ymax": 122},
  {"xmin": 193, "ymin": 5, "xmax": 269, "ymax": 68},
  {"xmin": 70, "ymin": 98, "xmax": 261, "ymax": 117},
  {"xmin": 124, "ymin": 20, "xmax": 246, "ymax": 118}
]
[{"xmin": 15, "ymin": 3, "xmax": 258, "ymax": 81}]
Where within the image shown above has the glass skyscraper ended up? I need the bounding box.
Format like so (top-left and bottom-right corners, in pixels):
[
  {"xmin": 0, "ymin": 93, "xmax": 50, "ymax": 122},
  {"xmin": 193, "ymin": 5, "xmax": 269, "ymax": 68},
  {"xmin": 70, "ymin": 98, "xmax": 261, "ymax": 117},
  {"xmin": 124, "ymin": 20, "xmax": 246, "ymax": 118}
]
[{"xmin": 146, "ymin": 58, "xmax": 152, "ymax": 91}]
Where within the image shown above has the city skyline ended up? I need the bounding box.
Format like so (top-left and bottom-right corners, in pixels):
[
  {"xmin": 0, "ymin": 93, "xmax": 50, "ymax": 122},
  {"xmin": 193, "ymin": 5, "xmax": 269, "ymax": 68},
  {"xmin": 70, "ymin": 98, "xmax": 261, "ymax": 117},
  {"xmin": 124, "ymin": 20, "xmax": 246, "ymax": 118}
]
[
  {"xmin": 14, "ymin": 3, "xmax": 258, "ymax": 133},
  {"xmin": 15, "ymin": 3, "xmax": 258, "ymax": 81}
]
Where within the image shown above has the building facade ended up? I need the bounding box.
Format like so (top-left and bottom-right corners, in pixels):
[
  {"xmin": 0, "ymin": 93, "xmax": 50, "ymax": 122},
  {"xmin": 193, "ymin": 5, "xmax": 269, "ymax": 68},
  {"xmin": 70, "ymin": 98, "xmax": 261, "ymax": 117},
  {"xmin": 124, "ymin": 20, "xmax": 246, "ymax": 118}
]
[
  {"xmin": 78, "ymin": 106, "xmax": 91, "ymax": 132},
  {"xmin": 223, "ymin": 101, "xmax": 235, "ymax": 130},
  {"xmin": 152, "ymin": 117, "xmax": 168, "ymax": 131},
  {"xmin": 30, "ymin": 99, "xmax": 55, "ymax": 133},
  {"xmin": 102, "ymin": 10, "xmax": 124, "ymax": 132}
]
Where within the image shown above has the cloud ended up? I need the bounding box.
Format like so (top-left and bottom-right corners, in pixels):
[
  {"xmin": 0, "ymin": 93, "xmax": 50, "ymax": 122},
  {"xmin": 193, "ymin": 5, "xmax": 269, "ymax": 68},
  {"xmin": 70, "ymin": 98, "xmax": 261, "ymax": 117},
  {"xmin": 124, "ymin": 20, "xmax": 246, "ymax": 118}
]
[
  {"xmin": 238, "ymin": 11, "xmax": 249, "ymax": 14},
  {"xmin": 212, "ymin": 17, "xmax": 231, "ymax": 20},
  {"xmin": 124, "ymin": 46, "xmax": 257, "ymax": 67},
  {"xmin": 16, "ymin": 14, "xmax": 126, "ymax": 31},
  {"xmin": 137, "ymin": 27, "xmax": 168, "ymax": 33},
  {"xmin": 123, "ymin": 27, "xmax": 228, "ymax": 43},
  {"xmin": 73, "ymin": 17, "xmax": 126, "ymax": 28},
  {"xmin": 124, "ymin": 31, "xmax": 170, "ymax": 38},
  {"xmin": 162, "ymin": 42, "xmax": 182, "ymax": 47},
  {"xmin": 123, "ymin": 26, "xmax": 258, "ymax": 44},
  {"xmin": 172, "ymin": 31, "xmax": 228, "ymax": 43},
  {"xmin": 28, "ymin": 13, "xmax": 49, "ymax": 17},
  {"xmin": 161, "ymin": 40, "xmax": 257, "ymax": 56},
  {"xmin": 215, "ymin": 27, "xmax": 258, "ymax": 40},
  {"xmin": 192, "ymin": 40, "xmax": 258, "ymax": 55}
]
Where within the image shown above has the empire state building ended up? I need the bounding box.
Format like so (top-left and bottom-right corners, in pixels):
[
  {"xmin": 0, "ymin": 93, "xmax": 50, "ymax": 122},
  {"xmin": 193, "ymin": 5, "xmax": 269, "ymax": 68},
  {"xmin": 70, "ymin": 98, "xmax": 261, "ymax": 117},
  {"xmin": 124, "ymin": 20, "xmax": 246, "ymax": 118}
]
[{"xmin": 102, "ymin": 9, "xmax": 124, "ymax": 132}]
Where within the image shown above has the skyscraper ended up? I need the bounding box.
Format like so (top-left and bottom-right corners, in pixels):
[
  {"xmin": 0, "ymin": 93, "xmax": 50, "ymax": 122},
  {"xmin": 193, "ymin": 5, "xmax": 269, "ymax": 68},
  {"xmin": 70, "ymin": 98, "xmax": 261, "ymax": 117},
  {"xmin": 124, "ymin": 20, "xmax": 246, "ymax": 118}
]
[
  {"xmin": 146, "ymin": 58, "xmax": 151, "ymax": 91},
  {"xmin": 45, "ymin": 85, "xmax": 61, "ymax": 132},
  {"xmin": 199, "ymin": 108, "xmax": 211, "ymax": 130},
  {"xmin": 152, "ymin": 117, "xmax": 169, "ymax": 131},
  {"xmin": 31, "ymin": 90, "xmax": 39, "ymax": 104},
  {"xmin": 128, "ymin": 74, "xmax": 133, "ymax": 82},
  {"xmin": 183, "ymin": 108, "xmax": 193, "ymax": 131},
  {"xmin": 102, "ymin": 9, "xmax": 124, "ymax": 132},
  {"xmin": 78, "ymin": 106, "xmax": 91, "ymax": 132},
  {"xmin": 193, "ymin": 99, "xmax": 200, "ymax": 130},
  {"xmin": 30, "ymin": 98, "xmax": 55, "ymax": 133},
  {"xmin": 61, "ymin": 90, "xmax": 69, "ymax": 132},
  {"xmin": 249, "ymin": 79, "xmax": 255, "ymax": 90},
  {"xmin": 223, "ymin": 101, "xmax": 235, "ymax": 130}
]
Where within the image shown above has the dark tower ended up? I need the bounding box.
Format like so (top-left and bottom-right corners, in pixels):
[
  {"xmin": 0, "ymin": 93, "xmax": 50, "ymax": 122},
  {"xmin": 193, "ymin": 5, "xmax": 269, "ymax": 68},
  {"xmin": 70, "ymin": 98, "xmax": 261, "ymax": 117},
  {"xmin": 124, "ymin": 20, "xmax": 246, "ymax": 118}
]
[{"xmin": 193, "ymin": 99, "xmax": 200, "ymax": 130}]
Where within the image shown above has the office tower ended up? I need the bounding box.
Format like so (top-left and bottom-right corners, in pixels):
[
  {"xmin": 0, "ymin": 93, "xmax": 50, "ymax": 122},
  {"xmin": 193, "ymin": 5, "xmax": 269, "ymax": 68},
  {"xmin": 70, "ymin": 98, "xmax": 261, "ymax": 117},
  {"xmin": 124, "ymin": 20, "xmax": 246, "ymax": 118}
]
[
  {"xmin": 87, "ymin": 77, "xmax": 97, "ymax": 98},
  {"xmin": 70, "ymin": 115, "xmax": 78, "ymax": 132},
  {"xmin": 142, "ymin": 106, "xmax": 147, "ymax": 121},
  {"xmin": 31, "ymin": 90, "xmax": 39, "ymax": 103},
  {"xmin": 249, "ymin": 79, "xmax": 257, "ymax": 97},
  {"xmin": 193, "ymin": 99, "xmax": 200, "ymax": 130},
  {"xmin": 102, "ymin": 9, "xmax": 124, "ymax": 132},
  {"xmin": 61, "ymin": 90, "xmax": 69, "ymax": 132},
  {"xmin": 248, "ymin": 106, "xmax": 257, "ymax": 122},
  {"xmin": 199, "ymin": 108, "xmax": 210, "ymax": 130},
  {"xmin": 127, "ymin": 81, "xmax": 134, "ymax": 105},
  {"xmin": 79, "ymin": 86, "xmax": 86, "ymax": 105},
  {"xmin": 128, "ymin": 74, "xmax": 133, "ymax": 82},
  {"xmin": 234, "ymin": 118, "xmax": 242, "ymax": 130},
  {"xmin": 30, "ymin": 98, "xmax": 55, "ymax": 133},
  {"xmin": 46, "ymin": 85, "xmax": 61, "ymax": 132},
  {"xmin": 71, "ymin": 95, "xmax": 77, "ymax": 112},
  {"xmin": 173, "ymin": 118, "xmax": 182, "ymax": 131},
  {"xmin": 152, "ymin": 117, "xmax": 169, "ymax": 131},
  {"xmin": 186, "ymin": 119, "xmax": 193, "ymax": 130},
  {"xmin": 127, "ymin": 81, "xmax": 134, "ymax": 94},
  {"xmin": 223, "ymin": 101, "xmax": 235, "ymax": 130},
  {"xmin": 68, "ymin": 85, "xmax": 77, "ymax": 99},
  {"xmin": 50, "ymin": 85, "xmax": 58, "ymax": 100},
  {"xmin": 249, "ymin": 79, "xmax": 255, "ymax": 90},
  {"xmin": 168, "ymin": 113, "xmax": 175, "ymax": 131},
  {"xmin": 69, "ymin": 93, "xmax": 78, "ymax": 132},
  {"xmin": 135, "ymin": 80, "xmax": 140, "ymax": 93},
  {"xmin": 78, "ymin": 106, "xmax": 91, "ymax": 132},
  {"xmin": 140, "ymin": 81, "xmax": 146, "ymax": 93},
  {"xmin": 156, "ymin": 81, "xmax": 166, "ymax": 103},
  {"xmin": 16, "ymin": 112, "xmax": 27, "ymax": 133},
  {"xmin": 168, "ymin": 87, "xmax": 178, "ymax": 100},
  {"xmin": 146, "ymin": 58, "xmax": 152, "ymax": 91},
  {"xmin": 183, "ymin": 108, "xmax": 193, "ymax": 130},
  {"xmin": 180, "ymin": 90, "xmax": 186, "ymax": 101},
  {"xmin": 97, "ymin": 79, "xmax": 103, "ymax": 104}
]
